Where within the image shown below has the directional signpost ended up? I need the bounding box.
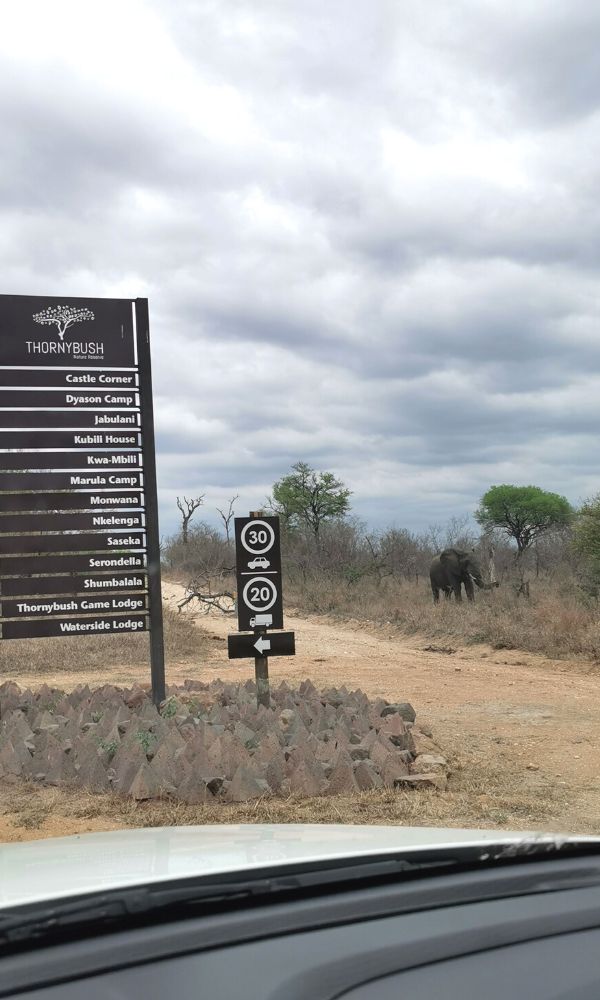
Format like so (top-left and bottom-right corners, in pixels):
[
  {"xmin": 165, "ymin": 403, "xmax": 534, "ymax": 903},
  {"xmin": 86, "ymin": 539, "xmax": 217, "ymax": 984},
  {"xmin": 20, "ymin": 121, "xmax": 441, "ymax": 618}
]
[
  {"xmin": 230, "ymin": 512, "xmax": 295, "ymax": 707},
  {"xmin": 227, "ymin": 631, "xmax": 295, "ymax": 659},
  {"xmin": 0, "ymin": 294, "xmax": 165, "ymax": 704}
]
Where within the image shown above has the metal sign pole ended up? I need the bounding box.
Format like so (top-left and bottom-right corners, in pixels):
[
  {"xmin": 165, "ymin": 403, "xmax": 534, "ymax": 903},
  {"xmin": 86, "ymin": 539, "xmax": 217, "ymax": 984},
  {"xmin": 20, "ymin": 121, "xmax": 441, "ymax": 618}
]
[
  {"xmin": 250, "ymin": 510, "xmax": 270, "ymax": 709},
  {"xmin": 135, "ymin": 299, "xmax": 165, "ymax": 706}
]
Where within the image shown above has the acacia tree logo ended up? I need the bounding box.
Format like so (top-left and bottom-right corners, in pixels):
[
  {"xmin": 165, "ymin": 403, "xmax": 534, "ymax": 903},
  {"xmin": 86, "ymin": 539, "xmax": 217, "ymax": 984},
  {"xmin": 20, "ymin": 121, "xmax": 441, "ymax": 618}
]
[{"xmin": 32, "ymin": 304, "xmax": 95, "ymax": 341}]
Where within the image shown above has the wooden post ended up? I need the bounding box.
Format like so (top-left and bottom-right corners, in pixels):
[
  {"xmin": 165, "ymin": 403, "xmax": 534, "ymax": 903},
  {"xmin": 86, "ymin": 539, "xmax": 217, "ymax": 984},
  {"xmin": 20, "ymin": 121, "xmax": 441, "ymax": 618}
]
[
  {"xmin": 250, "ymin": 510, "xmax": 270, "ymax": 709},
  {"xmin": 254, "ymin": 626, "xmax": 270, "ymax": 709}
]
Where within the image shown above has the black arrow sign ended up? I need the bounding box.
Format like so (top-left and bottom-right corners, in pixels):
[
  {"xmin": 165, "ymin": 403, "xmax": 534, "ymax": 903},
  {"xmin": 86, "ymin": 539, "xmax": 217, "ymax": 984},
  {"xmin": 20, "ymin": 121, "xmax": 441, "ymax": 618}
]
[{"xmin": 227, "ymin": 631, "xmax": 295, "ymax": 660}]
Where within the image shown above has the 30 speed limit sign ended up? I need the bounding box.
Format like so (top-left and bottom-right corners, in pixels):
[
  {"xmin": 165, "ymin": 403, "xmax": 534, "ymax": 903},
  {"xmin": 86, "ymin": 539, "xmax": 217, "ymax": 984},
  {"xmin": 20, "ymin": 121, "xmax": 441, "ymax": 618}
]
[
  {"xmin": 239, "ymin": 520, "xmax": 275, "ymax": 554},
  {"xmin": 234, "ymin": 515, "xmax": 283, "ymax": 631}
]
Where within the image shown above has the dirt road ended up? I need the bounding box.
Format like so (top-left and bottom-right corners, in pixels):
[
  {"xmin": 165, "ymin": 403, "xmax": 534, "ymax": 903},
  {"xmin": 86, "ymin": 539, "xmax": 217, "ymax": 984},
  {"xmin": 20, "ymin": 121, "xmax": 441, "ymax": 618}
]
[
  {"xmin": 2, "ymin": 582, "xmax": 599, "ymax": 840},
  {"xmin": 163, "ymin": 583, "xmax": 600, "ymax": 834}
]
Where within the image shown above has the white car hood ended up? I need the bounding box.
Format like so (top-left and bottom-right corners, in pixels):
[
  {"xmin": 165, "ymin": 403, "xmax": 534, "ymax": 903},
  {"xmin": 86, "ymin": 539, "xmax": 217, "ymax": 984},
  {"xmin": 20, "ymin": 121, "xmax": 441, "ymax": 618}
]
[{"xmin": 0, "ymin": 824, "xmax": 592, "ymax": 908}]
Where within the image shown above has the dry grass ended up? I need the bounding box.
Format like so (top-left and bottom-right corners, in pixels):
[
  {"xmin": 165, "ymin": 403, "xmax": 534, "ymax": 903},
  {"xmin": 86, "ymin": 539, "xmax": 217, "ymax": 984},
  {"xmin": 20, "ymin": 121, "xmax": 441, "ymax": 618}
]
[
  {"xmin": 286, "ymin": 575, "xmax": 600, "ymax": 662},
  {"xmin": 0, "ymin": 604, "xmax": 204, "ymax": 678},
  {"xmin": 0, "ymin": 744, "xmax": 579, "ymax": 841}
]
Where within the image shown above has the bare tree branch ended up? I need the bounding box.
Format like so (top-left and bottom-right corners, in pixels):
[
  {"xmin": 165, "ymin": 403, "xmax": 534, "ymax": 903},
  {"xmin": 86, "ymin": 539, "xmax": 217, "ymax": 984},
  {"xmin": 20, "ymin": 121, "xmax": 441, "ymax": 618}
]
[
  {"xmin": 177, "ymin": 587, "xmax": 236, "ymax": 615},
  {"xmin": 216, "ymin": 494, "xmax": 239, "ymax": 543},
  {"xmin": 176, "ymin": 495, "xmax": 205, "ymax": 544}
]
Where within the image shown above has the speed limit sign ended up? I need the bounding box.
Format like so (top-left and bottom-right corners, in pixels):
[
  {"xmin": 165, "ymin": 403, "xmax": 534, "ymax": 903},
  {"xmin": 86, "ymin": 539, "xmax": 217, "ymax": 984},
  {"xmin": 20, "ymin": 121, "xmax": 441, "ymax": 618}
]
[
  {"xmin": 235, "ymin": 515, "xmax": 283, "ymax": 630},
  {"xmin": 240, "ymin": 519, "xmax": 275, "ymax": 555},
  {"xmin": 242, "ymin": 576, "xmax": 278, "ymax": 612}
]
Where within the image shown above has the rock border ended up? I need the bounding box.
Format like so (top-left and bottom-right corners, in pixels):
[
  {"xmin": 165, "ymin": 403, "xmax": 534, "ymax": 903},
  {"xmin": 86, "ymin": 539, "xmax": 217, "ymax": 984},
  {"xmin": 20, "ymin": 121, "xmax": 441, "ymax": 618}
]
[{"xmin": 0, "ymin": 679, "xmax": 449, "ymax": 802}]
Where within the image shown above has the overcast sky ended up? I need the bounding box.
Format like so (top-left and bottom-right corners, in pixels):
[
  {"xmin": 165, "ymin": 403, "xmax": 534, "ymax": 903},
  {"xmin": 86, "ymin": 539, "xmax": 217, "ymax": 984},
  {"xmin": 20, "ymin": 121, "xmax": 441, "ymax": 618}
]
[{"xmin": 2, "ymin": 0, "xmax": 600, "ymax": 537}]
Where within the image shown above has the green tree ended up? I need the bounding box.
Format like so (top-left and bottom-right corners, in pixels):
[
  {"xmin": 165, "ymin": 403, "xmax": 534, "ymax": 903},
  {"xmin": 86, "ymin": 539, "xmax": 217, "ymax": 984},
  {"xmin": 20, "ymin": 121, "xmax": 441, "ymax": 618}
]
[
  {"xmin": 475, "ymin": 485, "xmax": 573, "ymax": 563},
  {"xmin": 269, "ymin": 461, "xmax": 352, "ymax": 541},
  {"xmin": 573, "ymin": 493, "xmax": 600, "ymax": 586}
]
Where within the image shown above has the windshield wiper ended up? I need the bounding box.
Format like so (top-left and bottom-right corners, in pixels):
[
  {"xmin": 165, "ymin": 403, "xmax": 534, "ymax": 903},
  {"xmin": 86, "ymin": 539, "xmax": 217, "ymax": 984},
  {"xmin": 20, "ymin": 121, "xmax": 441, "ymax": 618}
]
[
  {"xmin": 1, "ymin": 839, "xmax": 599, "ymax": 952},
  {"xmin": 0, "ymin": 855, "xmax": 438, "ymax": 949}
]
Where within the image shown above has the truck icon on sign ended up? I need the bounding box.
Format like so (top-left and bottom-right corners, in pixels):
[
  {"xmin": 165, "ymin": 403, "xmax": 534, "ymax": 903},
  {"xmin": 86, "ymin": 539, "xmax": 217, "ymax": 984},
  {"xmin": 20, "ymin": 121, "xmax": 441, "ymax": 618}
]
[{"xmin": 249, "ymin": 614, "xmax": 273, "ymax": 628}]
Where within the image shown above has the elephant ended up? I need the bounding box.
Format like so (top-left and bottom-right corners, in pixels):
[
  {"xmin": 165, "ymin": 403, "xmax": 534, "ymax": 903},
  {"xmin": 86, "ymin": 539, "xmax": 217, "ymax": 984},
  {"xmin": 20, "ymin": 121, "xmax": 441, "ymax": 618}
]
[{"xmin": 430, "ymin": 548, "xmax": 498, "ymax": 603}]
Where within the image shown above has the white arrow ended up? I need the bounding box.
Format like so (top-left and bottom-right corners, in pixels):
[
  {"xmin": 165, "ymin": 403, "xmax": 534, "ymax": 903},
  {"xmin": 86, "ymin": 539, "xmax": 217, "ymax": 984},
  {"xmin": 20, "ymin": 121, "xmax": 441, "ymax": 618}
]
[{"xmin": 254, "ymin": 635, "xmax": 271, "ymax": 655}]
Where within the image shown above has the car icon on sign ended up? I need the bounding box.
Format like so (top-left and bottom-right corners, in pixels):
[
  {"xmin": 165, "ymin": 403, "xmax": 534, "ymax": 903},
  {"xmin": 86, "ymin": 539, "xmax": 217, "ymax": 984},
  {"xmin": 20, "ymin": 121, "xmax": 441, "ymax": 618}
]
[{"xmin": 247, "ymin": 556, "xmax": 270, "ymax": 570}]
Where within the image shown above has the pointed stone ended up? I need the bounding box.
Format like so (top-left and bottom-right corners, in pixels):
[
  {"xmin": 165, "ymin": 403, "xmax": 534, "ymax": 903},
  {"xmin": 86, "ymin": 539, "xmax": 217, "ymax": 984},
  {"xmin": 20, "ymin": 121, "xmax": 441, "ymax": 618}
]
[
  {"xmin": 183, "ymin": 678, "xmax": 208, "ymax": 692},
  {"xmin": 74, "ymin": 737, "xmax": 103, "ymax": 772},
  {"xmin": 325, "ymin": 751, "xmax": 359, "ymax": 796},
  {"xmin": 100, "ymin": 724, "xmax": 122, "ymax": 749},
  {"xmin": 233, "ymin": 721, "xmax": 258, "ymax": 747},
  {"xmin": 29, "ymin": 730, "xmax": 63, "ymax": 763},
  {"xmin": 183, "ymin": 731, "xmax": 210, "ymax": 764},
  {"xmin": 124, "ymin": 685, "xmax": 147, "ymax": 711},
  {"xmin": 411, "ymin": 729, "xmax": 443, "ymax": 755},
  {"xmin": 176, "ymin": 771, "xmax": 213, "ymax": 804},
  {"xmin": 353, "ymin": 760, "xmax": 383, "ymax": 791},
  {"xmin": 0, "ymin": 680, "xmax": 22, "ymax": 700},
  {"xmin": 330, "ymin": 724, "xmax": 351, "ymax": 747},
  {"xmin": 288, "ymin": 759, "xmax": 325, "ymax": 797},
  {"xmin": 71, "ymin": 683, "xmax": 91, "ymax": 703},
  {"xmin": 113, "ymin": 703, "xmax": 132, "ymax": 725},
  {"xmin": 369, "ymin": 737, "xmax": 395, "ymax": 770},
  {"xmin": 137, "ymin": 700, "xmax": 160, "ymax": 724},
  {"xmin": 313, "ymin": 738, "xmax": 335, "ymax": 764},
  {"xmin": 381, "ymin": 753, "xmax": 410, "ymax": 787},
  {"xmin": 359, "ymin": 729, "xmax": 378, "ymax": 752},
  {"xmin": 151, "ymin": 739, "xmax": 187, "ymax": 786},
  {"xmin": 226, "ymin": 765, "xmax": 271, "ymax": 802},
  {"xmin": 3, "ymin": 711, "xmax": 34, "ymax": 745},
  {"xmin": 380, "ymin": 713, "xmax": 414, "ymax": 751},
  {"xmin": 0, "ymin": 740, "xmax": 23, "ymax": 778},
  {"xmin": 207, "ymin": 703, "xmax": 226, "ymax": 725},
  {"xmin": 263, "ymin": 751, "xmax": 288, "ymax": 794},
  {"xmin": 46, "ymin": 750, "xmax": 78, "ymax": 787},
  {"xmin": 52, "ymin": 696, "xmax": 75, "ymax": 717},
  {"xmin": 162, "ymin": 727, "xmax": 187, "ymax": 751},
  {"xmin": 126, "ymin": 762, "xmax": 163, "ymax": 800},
  {"xmin": 34, "ymin": 683, "xmax": 54, "ymax": 704},
  {"xmin": 253, "ymin": 732, "xmax": 284, "ymax": 765},
  {"xmin": 110, "ymin": 740, "xmax": 148, "ymax": 791}
]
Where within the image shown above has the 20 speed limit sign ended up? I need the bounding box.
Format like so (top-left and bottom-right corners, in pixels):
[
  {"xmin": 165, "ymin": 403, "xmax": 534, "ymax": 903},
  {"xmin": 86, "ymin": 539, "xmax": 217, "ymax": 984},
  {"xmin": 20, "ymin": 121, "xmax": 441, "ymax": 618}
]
[
  {"xmin": 235, "ymin": 515, "xmax": 283, "ymax": 631},
  {"xmin": 242, "ymin": 576, "xmax": 278, "ymax": 612}
]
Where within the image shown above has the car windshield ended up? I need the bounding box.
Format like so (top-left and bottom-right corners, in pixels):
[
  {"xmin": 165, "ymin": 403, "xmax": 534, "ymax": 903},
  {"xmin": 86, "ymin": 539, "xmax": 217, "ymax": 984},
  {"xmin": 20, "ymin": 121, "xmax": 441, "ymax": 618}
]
[{"xmin": 0, "ymin": 0, "xmax": 598, "ymax": 877}]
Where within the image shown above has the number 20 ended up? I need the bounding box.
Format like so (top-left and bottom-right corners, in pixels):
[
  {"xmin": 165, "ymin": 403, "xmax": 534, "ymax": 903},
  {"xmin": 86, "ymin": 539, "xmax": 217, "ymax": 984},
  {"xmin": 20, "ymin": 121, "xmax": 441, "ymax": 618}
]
[{"xmin": 250, "ymin": 586, "xmax": 271, "ymax": 602}]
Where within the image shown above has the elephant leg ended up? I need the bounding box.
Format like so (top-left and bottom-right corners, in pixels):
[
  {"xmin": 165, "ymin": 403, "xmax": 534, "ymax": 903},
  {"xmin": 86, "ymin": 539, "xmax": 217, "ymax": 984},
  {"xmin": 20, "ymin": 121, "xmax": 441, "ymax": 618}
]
[
  {"xmin": 464, "ymin": 577, "xmax": 475, "ymax": 602},
  {"xmin": 431, "ymin": 585, "xmax": 440, "ymax": 603},
  {"xmin": 443, "ymin": 587, "xmax": 452, "ymax": 600},
  {"xmin": 452, "ymin": 583, "xmax": 462, "ymax": 602}
]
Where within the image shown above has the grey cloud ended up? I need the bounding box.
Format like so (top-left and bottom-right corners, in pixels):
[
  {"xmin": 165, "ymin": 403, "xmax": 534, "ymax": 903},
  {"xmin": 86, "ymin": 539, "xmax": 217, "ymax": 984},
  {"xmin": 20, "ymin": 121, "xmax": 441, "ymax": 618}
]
[
  {"xmin": 454, "ymin": 1, "xmax": 600, "ymax": 127},
  {"xmin": 1, "ymin": 0, "xmax": 600, "ymax": 536}
]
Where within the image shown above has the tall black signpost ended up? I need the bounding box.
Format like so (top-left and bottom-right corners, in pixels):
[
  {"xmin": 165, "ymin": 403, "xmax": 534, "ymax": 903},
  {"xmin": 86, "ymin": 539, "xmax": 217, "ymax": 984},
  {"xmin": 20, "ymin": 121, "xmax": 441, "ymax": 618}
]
[
  {"xmin": 0, "ymin": 294, "xmax": 165, "ymax": 705},
  {"xmin": 229, "ymin": 512, "xmax": 295, "ymax": 708}
]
